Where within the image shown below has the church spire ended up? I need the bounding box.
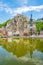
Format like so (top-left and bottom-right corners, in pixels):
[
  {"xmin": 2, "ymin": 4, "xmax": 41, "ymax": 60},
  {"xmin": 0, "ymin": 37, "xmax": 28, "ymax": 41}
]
[{"xmin": 30, "ymin": 14, "xmax": 33, "ymax": 26}]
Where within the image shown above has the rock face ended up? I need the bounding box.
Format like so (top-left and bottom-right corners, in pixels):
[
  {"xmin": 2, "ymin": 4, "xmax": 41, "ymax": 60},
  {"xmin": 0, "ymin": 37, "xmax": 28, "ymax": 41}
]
[
  {"xmin": 6, "ymin": 14, "xmax": 29, "ymax": 36},
  {"xmin": 6, "ymin": 14, "xmax": 36, "ymax": 36}
]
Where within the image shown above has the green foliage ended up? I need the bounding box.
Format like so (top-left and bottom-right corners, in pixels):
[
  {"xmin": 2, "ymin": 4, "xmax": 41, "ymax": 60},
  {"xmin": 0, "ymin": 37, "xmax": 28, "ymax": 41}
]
[
  {"xmin": 0, "ymin": 19, "xmax": 10, "ymax": 28},
  {"xmin": 35, "ymin": 21, "xmax": 43, "ymax": 32}
]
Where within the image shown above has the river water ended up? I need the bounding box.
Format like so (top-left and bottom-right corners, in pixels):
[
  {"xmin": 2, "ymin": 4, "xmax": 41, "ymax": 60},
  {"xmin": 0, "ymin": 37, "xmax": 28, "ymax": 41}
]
[{"xmin": 0, "ymin": 38, "xmax": 43, "ymax": 65}]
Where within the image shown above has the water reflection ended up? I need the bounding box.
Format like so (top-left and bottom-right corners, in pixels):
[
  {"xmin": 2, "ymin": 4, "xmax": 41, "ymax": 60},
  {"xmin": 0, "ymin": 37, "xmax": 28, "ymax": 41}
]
[{"xmin": 0, "ymin": 38, "xmax": 43, "ymax": 58}]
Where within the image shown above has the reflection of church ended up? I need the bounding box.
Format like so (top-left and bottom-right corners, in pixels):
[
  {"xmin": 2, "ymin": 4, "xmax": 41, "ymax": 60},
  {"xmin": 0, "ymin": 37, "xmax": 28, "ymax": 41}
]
[{"xmin": 28, "ymin": 14, "xmax": 36, "ymax": 35}]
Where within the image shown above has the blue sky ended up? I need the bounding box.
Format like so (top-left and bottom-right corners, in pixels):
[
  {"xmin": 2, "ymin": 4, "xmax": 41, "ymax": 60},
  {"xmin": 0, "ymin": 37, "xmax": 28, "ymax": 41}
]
[{"xmin": 0, "ymin": 0, "xmax": 43, "ymax": 23}]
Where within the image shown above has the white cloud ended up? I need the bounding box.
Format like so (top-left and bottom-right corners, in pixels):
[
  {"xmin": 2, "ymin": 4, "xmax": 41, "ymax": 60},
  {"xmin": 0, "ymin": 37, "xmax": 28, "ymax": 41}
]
[
  {"xmin": 0, "ymin": 2, "xmax": 43, "ymax": 16},
  {"xmin": 9, "ymin": 5, "xmax": 43, "ymax": 16}
]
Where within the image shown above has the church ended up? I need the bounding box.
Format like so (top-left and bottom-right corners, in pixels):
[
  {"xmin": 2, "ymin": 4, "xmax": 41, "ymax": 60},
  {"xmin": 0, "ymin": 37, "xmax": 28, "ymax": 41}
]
[{"xmin": 28, "ymin": 14, "xmax": 36, "ymax": 35}]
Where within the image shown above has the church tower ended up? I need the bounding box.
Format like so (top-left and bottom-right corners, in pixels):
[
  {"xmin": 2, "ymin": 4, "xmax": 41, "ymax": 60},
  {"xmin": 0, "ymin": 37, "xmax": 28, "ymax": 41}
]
[
  {"xmin": 28, "ymin": 14, "xmax": 36, "ymax": 35},
  {"xmin": 30, "ymin": 14, "xmax": 33, "ymax": 26}
]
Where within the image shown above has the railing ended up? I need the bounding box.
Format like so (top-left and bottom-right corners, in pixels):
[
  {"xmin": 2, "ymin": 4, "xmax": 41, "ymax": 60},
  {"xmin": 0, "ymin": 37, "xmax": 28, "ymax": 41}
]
[
  {"xmin": 1, "ymin": 35, "xmax": 43, "ymax": 38},
  {"xmin": 13, "ymin": 35, "xmax": 43, "ymax": 38}
]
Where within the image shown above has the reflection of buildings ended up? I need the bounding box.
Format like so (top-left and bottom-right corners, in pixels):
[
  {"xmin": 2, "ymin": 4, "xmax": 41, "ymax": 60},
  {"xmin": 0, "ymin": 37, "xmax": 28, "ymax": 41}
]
[
  {"xmin": 0, "ymin": 38, "xmax": 36, "ymax": 58},
  {"xmin": 1, "ymin": 38, "xmax": 43, "ymax": 59},
  {"xmin": 30, "ymin": 47, "xmax": 33, "ymax": 58},
  {"xmin": 0, "ymin": 37, "xmax": 43, "ymax": 59}
]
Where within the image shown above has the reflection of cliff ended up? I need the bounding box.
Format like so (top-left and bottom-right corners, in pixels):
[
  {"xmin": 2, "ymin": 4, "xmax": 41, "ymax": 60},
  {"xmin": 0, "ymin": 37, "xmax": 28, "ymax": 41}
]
[
  {"xmin": 1, "ymin": 38, "xmax": 29, "ymax": 57},
  {"xmin": 0, "ymin": 38, "xmax": 43, "ymax": 57}
]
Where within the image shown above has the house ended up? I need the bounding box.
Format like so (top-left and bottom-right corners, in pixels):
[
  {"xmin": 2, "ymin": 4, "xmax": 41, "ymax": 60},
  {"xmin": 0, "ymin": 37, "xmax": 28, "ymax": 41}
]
[{"xmin": 13, "ymin": 30, "xmax": 20, "ymax": 36}]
